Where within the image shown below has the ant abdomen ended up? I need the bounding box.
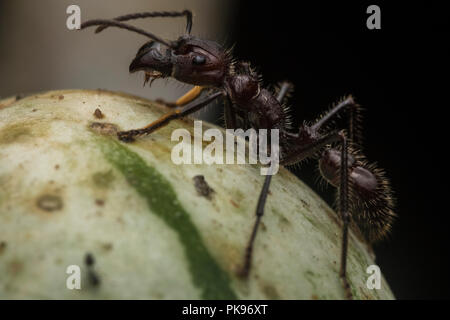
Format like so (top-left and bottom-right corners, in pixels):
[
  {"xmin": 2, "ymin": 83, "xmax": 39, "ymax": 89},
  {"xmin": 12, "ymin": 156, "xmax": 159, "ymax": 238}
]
[
  {"xmin": 319, "ymin": 148, "xmax": 378, "ymax": 199},
  {"xmin": 319, "ymin": 148, "xmax": 396, "ymax": 242}
]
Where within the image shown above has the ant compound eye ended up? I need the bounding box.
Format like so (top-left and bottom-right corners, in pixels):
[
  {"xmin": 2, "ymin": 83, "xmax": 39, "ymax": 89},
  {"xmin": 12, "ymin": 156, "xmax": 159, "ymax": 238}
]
[{"xmin": 192, "ymin": 55, "xmax": 206, "ymax": 65}]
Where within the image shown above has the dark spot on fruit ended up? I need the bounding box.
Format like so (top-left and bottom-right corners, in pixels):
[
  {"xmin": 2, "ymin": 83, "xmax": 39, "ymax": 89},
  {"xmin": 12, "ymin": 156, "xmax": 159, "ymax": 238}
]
[
  {"xmin": 85, "ymin": 253, "xmax": 95, "ymax": 267},
  {"xmin": 0, "ymin": 120, "xmax": 50, "ymax": 145},
  {"xmin": 278, "ymin": 215, "xmax": 291, "ymax": 229},
  {"xmin": 32, "ymin": 109, "xmax": 37, "ymax": 112},
  {"xmin": 92, "ymin": 170, "xmax": 115, "ymax": 188},
  {"xmin": 193, "ymin": 175, "xmax": 215, "ymax": 200},
  {"xmin": 300, "ymin": 199, "xmax": 310, "ymax": 209},
  {"xmin": 261, "ymin": 284, "xmax": 280, "ymax": 299},
  {"xmin": 261, "ymin": 222, "xmax": 267, "ymax": 231},
  {"xmin": 15, "ymin": 94, "xmax": 24, "ymax": 101},
  {"xmin": 95, "ymin": 199, "xmax": 105, "ymax": 206},
  {"xmin": 8, "ymin": 259, "xmax": 23, "ymax": 276},
  {"xmin": 89, "ymin": 122, "xmax": 119, "ymax": 136},
  {"xmin": 55, "ymin": 164, "xmax": 60, "ymax": 170},
  {"xmin": 0, "ymin": 125, "xmax": 31, "ymax": 145},
  {"xmin": 0, "ymin": 241, "xmax": 7, "ymax": 255},
  {"xmin": 58, "ymin": 95, "xmax": 64, "ymax": 100},
  {"xmin": 84, "ymin": 253, "xmax": 101, "ymax": 287},
  {"xmin": 94, "ymin": 108, "xmax": 104, "ymax": 119},
  {"xmin": 230, "ymin": 199, "xmax": 239, "ymax": 208},
  {"xmin": 101, "ymin": 243, "xmax": 113, "ymax": 251},
  {"xmin": 36, "ymin": 194, "xmax": 63, "ymax": 212},
  {"xmin": 88, "ymin": 270, "xmax": 101, "ymax": 287},
  {"xmin": 116, "ymin": 217, "xmax": 125, "ymax": 224}
]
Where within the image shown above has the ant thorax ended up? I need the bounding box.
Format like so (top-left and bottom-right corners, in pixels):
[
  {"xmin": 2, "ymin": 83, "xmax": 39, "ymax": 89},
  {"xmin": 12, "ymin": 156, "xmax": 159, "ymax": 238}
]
[
  {"xmin": 225, "ymin": 74, "xmax": 260, "ymax": 105},
  {"xmin": 224, "ymin": 74, "xmax": 290, "ymax": 131}
]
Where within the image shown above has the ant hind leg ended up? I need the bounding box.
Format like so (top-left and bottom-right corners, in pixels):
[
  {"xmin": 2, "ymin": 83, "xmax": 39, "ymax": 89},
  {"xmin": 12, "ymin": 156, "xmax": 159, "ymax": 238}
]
[{"xmin": 275, "ymin": 81, "xmax": 294, "ymax": 104}]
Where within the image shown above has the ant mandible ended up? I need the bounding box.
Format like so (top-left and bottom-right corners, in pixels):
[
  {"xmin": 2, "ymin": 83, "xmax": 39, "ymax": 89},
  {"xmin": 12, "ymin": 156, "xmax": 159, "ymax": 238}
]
[{"xmin": 81, "ymin": 10, "xmax": 395, "ymax": 300}]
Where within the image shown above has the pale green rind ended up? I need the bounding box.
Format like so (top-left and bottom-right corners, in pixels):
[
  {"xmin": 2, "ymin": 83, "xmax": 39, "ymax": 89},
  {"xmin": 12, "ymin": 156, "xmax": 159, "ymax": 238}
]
[
  {"xmin": 0, "ymin": 90, "xmax": 395, "ymax": 299},
  {"xmin": 97, "ymin": 137, "xmax": 237, "ymax": 300}
]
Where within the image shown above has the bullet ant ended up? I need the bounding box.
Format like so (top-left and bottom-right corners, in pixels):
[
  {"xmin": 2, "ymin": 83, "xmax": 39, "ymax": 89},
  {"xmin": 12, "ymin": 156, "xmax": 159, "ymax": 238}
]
[{"xmin": 81, "ymin": 10, "xmax": 396, "ymax": 299}]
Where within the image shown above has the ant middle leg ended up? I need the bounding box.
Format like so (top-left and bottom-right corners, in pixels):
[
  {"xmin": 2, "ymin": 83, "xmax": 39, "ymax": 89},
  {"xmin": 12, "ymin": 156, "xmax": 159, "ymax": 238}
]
[{"xmin": 238, "ymin": 81, "xmax": 293, "ymax": 278}]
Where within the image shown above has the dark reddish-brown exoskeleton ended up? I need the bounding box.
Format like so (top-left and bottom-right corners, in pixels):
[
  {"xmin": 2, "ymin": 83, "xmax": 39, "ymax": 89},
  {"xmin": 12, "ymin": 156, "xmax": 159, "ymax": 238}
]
[{"xmin": 81, "ymin": 10, "xmax": 395, "ymax": 299}]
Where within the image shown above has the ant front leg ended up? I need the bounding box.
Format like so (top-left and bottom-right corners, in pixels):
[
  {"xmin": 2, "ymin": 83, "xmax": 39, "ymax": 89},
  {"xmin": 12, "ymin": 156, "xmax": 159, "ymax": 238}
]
[
  {"xmin": 156, "ymin": 86, "xmax": 204, "ymax": 108},
  {"xmin": 238, "ymin": 81, "xmax": 292, "ymax": 278},
  {"xmin": 117, "ymin": 90, "xmax": 223, "ymax": 142}
]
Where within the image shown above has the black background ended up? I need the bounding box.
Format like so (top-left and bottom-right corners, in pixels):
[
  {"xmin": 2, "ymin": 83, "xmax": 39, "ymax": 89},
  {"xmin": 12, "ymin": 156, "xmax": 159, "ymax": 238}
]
[{"xmin": 230, "ymin": 1, "xmax": 449, "ymax": 299}]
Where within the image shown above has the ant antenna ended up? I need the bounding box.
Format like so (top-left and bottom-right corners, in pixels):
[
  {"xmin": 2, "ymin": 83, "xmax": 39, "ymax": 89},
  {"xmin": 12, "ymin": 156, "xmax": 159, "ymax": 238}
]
[
  {"xmin": 93, "ymin": 10, "xmax": 193, "ymax": 35},
  {"xmin": 80, "ymin": 19, "xmax": 176, "ymax": 49}
]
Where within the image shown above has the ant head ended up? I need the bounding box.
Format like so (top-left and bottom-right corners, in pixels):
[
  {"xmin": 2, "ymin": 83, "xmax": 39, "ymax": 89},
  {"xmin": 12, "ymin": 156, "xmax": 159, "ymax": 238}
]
[
  {"xmin": 81, "ymin": 12, "xmax": 230, "ymax": 87},
  {"xmin": 169, "ymin": 36, "xmax": 230, "ymax": 86},
  {"xmin": 129, "ymin": 36, "xmax": 230, "ymax": 86},
  {"xmin": 129, "ymin": 41, "xmax": 173, "ymax": 82}
]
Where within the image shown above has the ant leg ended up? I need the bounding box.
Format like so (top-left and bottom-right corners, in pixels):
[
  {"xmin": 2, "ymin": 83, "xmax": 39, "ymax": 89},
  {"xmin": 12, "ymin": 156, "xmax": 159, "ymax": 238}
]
[
  {"xmin": 242, "ymin": 124, "xmax": 353, "ymax": 298},
  {"xmin": 337, "ymin": 132, "xmax": 353, "ymax": 300},
  {"xmin": 311, "ymin": 96, "xmax": 357, "ymax": 134},
  {"xmin": 117, "ymin": 91, "xmax": 224, "ymax": 142},
  {"xmin": 238, "ymin": 81, "xmax": 293, "ymax": 278},
  {"xmin": 224, "ymin": 97, "xmax": 237, "ymax": 129},
  {"xmin": 224, "ymin": 98, "xmax": 250, "ymax": 130},
  {"xmin": 281, "ymin": 129, "xmax": 353, "ymax": 299},
  {"xmin": 274, "ymin": 81, "xmax": 294, "ymax": 105},
  {"xmin": 310, "ymin": 95, "xmax": 363, "ymax": 146},
  {"xmin": 238, "ymin": 169, "xmax": 274, "ymax": 278},
  {"xmin": 311, "ymin": 98, "xmax": 364, "ymax": 298},
  {"xmin": 156, "ymin": 86, "xmax": 204, "ymax": 108},
  {"xmin": 174, "ymin": 86, "xmax": 204, "ymax": 106}
]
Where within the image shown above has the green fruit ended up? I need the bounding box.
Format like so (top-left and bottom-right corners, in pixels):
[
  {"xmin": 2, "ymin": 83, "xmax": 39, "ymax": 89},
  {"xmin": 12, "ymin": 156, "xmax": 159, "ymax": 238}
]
[{"xmin": 0, "ymin": 90, "xmax": 394, "ymax": 299}]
